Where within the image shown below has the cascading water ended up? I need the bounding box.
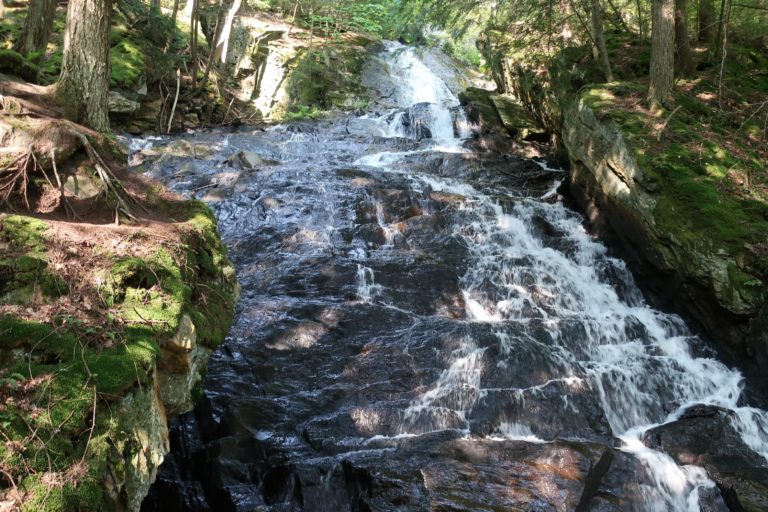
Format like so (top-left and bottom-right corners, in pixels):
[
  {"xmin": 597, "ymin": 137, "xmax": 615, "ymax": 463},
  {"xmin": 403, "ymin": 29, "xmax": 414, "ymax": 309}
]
[{"xmin": 140, "ymin": 43, "xmax": 768, "ymax": 512}]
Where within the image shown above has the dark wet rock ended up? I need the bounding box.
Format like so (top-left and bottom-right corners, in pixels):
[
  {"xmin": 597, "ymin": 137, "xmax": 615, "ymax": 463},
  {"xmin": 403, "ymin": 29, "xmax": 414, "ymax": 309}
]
[
  {"xmin": 137, "ymin": 64, "xmax": 768, "ymax": 511},
  {"xmin": 642, "ymin": 405, "xmax": 768, "ymax": 512},
  {"xmin": 398, "ymin": 103, "xmax": 433, "ymax": 140}
]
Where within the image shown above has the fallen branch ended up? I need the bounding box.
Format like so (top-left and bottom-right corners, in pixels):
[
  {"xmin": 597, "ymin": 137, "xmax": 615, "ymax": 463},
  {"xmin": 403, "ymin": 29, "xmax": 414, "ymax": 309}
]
[
  {"xmin": 0, "ymin": 152, "xmax": 31, "ymax": 208},
  {"xmin": 657, "ymin": 105, "xmax": 682, "ymax": 141},
  {"xmin": 167, "ymin": 68, "xmax": 181, "ymax": 134}
]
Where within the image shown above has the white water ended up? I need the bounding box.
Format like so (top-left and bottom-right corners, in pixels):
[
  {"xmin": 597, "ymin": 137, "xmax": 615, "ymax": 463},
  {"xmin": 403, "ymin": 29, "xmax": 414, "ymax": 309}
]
[
  {"xmin": 370, "ymin": 42, "xmax": 467, "ymax": 141},
  {"xmin": 354, "ymin": 44, "xmax": 768, "ymax": 511}
]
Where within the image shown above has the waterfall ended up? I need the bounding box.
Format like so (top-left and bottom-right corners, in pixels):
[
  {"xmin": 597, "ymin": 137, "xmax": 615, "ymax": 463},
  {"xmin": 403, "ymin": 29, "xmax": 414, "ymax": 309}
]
[
  {"xmin": 355, "ymin": 45, "xmax": 768, "ymax": 511},
  {"xmin": 141, "ymin": 42, "xmax": 768, "ymax": 512},
  {"xmin": 375, "ymin": 42, "xmax": 467, "ymax": 141}
]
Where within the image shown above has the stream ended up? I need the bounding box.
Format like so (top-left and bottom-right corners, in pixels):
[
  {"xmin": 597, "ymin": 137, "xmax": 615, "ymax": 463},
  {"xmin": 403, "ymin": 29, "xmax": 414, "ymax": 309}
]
[{"xmin": 136, "ymin": 43, "xmax": 768, "ymax": 511}]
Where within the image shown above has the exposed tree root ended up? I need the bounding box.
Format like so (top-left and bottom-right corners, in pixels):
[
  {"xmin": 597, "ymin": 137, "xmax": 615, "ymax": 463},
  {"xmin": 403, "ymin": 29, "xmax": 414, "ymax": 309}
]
[
  {"xmin": 0, "ymin": 152, "xmax": 32, "ymax": 209},
  {"xmin": 1, "ymin": 83, "xmax": 149, "ymax": 222}
]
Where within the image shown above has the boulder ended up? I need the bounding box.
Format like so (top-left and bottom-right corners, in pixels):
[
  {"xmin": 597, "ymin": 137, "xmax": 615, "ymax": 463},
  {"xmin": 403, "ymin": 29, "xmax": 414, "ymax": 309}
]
[
  {"xmin": 227, "ymin": 150, "xmax": 266, "ymax": 170},
  {"xmin": 108, "ymin": 90, "xmax": 141, "ymax": 114},
  {"xmin": 63, "ymin": 170, "xmax": 105, "ymax": 199},
  {"xmin": 642, "ymin": 404, "xmax": 768, "ymax": 511}
]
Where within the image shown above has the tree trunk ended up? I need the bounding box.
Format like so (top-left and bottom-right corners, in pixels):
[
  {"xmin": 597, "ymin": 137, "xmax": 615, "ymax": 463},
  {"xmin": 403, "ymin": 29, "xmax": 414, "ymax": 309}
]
[
  {"xmin": 698, "ymin": 0, "xmax": 716, "ymax": 43},
  {"xmin": 171, "ymin": 0, "xmax": 180, "ymax": 25},
  {"xmin": 182, "ymin": 0, "xmax": 194, "ymax": 18},
  {"xmin": 714, "ymin": 0, "xmax": 727, "ymax": 59},
  {"xmin": 591, "ymin": 0, "xmax": 615, "ymax": 82},
  {"xmin": 648, "ymin": 0, "xmax": 675, "ymax": 107},
  {"xmin": 190, "ymin": 0, "xmax": 199, "ymax": 87},
  {"xmin": 214, "ymin": 0, "xmax": 241, "ymax": 65},
  {"xmin": 14, "ymin": 0, "xmax": 57, "ymax": 58},
  {"xmin": 674, "ymin": 0, "xmax": 693, "ymax": 76},
  {"xmin": 55, "ymin": 0, "xmax": 112, "ymax": 131}
]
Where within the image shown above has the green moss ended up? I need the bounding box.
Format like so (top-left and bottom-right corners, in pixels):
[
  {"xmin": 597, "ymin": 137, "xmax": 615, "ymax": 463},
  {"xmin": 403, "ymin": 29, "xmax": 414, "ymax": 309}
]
[
  {"xmin": 1, "ymin": 200, "xmax": 237, "ymax": 508},
  {"xmin": 110, "ymin": 39, "xmax": 145, "ymax": 89},
  {"xmin": 21, "ymin": 466, "xmax": 103, "ymax": 512},
  {"xmin": 2, "ymin": 215, "xmax": 49, "ymax": 251},
  {"xmin": 0, "ymin": 49, "xmax": 39, "ymax": 82},
  {"xmin": 283, "ymin": 39, "xmax": 372, "ymax": 119}
]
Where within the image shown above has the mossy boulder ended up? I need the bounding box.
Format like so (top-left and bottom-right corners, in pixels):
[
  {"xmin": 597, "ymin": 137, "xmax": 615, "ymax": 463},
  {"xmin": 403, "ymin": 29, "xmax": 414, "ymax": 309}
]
[
  {"xmin": 0, "ymin": 202, "xmax": 237, "ymax": 511},
  {"xmin": 0, "ymin": 49, "xmax": 40, "ymax": 82}
]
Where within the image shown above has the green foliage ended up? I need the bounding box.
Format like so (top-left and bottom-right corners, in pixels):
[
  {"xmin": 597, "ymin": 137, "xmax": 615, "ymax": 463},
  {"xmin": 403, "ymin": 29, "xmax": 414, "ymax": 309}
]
[{"xmin": 283, "ymin": 104, "xmax": 325, "ymax": 120}]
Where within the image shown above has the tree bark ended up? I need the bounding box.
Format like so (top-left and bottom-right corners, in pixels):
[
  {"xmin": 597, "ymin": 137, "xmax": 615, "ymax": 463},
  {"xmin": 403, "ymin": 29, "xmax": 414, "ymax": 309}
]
[
  {"xmin": 648, "ymin": 0, "xmax": 675, "ymax": 107},
  {"xmin": 591, "ymin": 0, "xmax": 615, "ymax": 82},
  {"xmin": 55, "ymin": 0, "xmax": 112, "ymax": 131},
  {"xmin": 14, "ymin": 0, "xmax": 57, "ymax": 58},
  {"xmin": 674, "ymin": 0, "xmax": 693, "ymax": 76},
  {"xmin": 698, "ymin": 0, "xmax": 716, "ymax": 43}
]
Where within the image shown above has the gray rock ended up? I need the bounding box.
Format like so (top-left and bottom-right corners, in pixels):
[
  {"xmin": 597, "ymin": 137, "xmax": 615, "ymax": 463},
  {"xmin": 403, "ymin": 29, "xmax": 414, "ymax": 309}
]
[
  {"xmin": 643, "ymin": 404, "xmax": 768, "ymax": 512},
  {"xmin": 228, "ymin": 150, "xmax": 266, "ymax": 170},
  {"xmin": 108, "ymin": 90, "xmax": 140, "ymax": 114},
  {"xmin": 63, "ymin": 171, "xmax": 104, "ymax": 199}
]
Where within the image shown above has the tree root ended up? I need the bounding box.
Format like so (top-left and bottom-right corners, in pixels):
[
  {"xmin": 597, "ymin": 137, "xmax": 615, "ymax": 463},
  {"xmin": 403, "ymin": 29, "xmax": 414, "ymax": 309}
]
[
  {"xmin": 0, "ymin": 151, "xmax": 32, "ymax": 209},
  {"xmin": 73, "ymin": 132, "xmax": 148, "ymax": 223}
]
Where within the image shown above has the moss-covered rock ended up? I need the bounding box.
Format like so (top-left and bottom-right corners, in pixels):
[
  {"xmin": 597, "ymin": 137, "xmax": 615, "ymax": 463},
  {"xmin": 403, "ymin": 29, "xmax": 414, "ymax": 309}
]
[
  {"xmin": 0, "ymin": 49, "xmax": 40, "ymax": 82},
  {"xmin": 0, "ymin": 202, "xmax": 237, "ymax": 511}
]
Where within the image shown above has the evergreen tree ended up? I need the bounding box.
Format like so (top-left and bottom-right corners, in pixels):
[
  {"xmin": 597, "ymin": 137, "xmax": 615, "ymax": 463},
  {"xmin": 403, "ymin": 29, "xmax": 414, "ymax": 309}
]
[
  {"xmin": 55, "ymin": 0, "xmax": 112, "ymax": 131},
  {"xmin": 14, "ymin": 0, "xmax": 57, "ymax": 58},
  {"xmin": 648, "ymin": 0, "xmax": 675, "ymax": 107}
]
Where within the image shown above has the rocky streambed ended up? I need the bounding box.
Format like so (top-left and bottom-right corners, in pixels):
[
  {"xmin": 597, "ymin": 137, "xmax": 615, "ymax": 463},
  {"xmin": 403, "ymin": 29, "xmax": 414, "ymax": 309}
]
[{"xmin": 134, "ymin": 44, "xmax": 768, "ymax": 511}]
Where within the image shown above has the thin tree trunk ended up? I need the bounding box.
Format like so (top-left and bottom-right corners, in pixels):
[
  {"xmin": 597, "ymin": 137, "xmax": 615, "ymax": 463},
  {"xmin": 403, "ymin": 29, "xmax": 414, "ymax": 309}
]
[
  {"xmin": 214, "ymin": 0, "xmax": 242, "ymax": 64},
  {"xmin": 171, "ymin": 0, "xmax": 180, "ymax": 25},
  {"xmin": 591, "ymin": 0, "xmax": 615, "ymax": 82},
  {"xmin": 675, "ymin": 0, "xmax": 693, "ymax": 76},
  {"xmin": 194, "ymin": 0, "xmax": 224, "ymax": 94},
  {"xmin": 637, "ymin": 0, "xmax": 645, "ymax": 38},
  {"xmin": 14, "ymin": 0, "xmax": 57, "ymax": 58},
  {"xmin": 648, "ymin": 0, "xmax": 676, "ymax": 107},
  {"xmin": 55, "ymin": 0, "xmax": 112, "ymax": 131},
  {"xmin": 717, "ymin": 0, "xmax": 731, "ymax": 109},
  {"xmin": 606, "ymin": 0, "xmax": 633, "ymax": 34},
  {"xmin": 190, "ymin": 0, "xmax": 199, "ymax": 87},
  {"xmin": 698, "ymin": 0, "xmax": 716, "ymax": 43},
  {"xmin": 714, "ymin": 0, "xmax": 726, "ymax": 59}
]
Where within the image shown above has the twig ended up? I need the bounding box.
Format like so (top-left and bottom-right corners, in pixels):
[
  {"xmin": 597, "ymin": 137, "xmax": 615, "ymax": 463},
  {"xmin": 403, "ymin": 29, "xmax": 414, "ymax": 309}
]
[
  {"xmin": 222, "ymin": 97, "xmax": 235, "ymax": 124},
  {"xmin": 657, "ymin": 105, "xmax": 682, "ymax": 141},
  {"xmin": 168, "ymin": 68, "xmax": 181, "ymax": 134},
  {"xmin": 737, "ymin": 99, "xmax": 768, "ymax": 133},
  {"xmin": 80, "ymin": 387, "xmax": 97, "ymax": 463}
]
